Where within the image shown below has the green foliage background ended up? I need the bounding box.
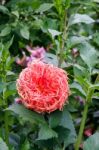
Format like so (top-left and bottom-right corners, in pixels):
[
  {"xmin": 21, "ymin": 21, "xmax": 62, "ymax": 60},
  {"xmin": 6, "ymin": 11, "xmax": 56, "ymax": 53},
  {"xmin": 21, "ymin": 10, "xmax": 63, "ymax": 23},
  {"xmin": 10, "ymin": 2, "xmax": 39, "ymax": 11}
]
[{"xmin": 0, "ymin": 0, "xmax": 99, "ymax": 150}]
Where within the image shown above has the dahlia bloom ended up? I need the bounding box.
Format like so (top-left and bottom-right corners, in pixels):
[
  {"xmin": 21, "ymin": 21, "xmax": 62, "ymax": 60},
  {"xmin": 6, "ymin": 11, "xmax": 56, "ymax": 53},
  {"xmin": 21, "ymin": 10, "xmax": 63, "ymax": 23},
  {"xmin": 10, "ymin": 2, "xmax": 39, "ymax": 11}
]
[{"xmin": 16, "ymin": 61, "xmax": 69, "ymax": 113}]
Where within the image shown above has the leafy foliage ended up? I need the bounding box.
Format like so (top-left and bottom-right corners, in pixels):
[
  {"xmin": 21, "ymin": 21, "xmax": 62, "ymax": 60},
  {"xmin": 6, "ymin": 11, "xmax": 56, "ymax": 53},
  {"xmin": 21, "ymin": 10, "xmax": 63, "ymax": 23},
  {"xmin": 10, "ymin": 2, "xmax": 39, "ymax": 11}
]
[
  {"xmin": 84, "ymin": 132, "xmax": 99, "ymax": 150},
  {"xmin": 0, "ymin": 0, "xmax": 99, "ymax": 149},
  {"xmin": 6, "ymin": 104, "xmax": 46, "ymax": 124},
  {"xmin": 69, "ymin": 14, "xmax": 95, "ymax": 25},
  {"xmin": 0, "ymin": 138, "xmax": 8, "ymax": 150},
  {"xmin": 37, "ymin": 125, "xmax": 58, "ymax": 140}
]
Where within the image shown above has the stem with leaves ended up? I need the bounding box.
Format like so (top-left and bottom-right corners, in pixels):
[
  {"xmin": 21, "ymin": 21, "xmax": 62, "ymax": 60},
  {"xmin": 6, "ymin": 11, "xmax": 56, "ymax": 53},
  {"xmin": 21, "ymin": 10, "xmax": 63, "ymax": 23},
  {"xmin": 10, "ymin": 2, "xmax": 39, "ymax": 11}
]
[
  {"xmin": 58, "ymin": 9, "xmax": 68, "ymax": 67},
  {"xmin": 54, "ymin": 0, "xmax": 69, "ymax": 68},
  {"xmin": 75, "ymin": 88, "xmax": 94, "ymax": 150},
  {"xmin": 0, "ymin": 39, "xmax": 14, "ymax": 147},
  {"xmin": 4, "ymin": 111, "xmax": 9, "ymax": 145},
  {"xmin": 75, "ymin": 103, "xmax": 89, "ymax": 150},
  {"xmin": 1, "ymin": 56, "xmax": 9, "ymax": 146},
  {"xmin": 2, "ymin": 76, "xmax": 9, "ymax": 146}
]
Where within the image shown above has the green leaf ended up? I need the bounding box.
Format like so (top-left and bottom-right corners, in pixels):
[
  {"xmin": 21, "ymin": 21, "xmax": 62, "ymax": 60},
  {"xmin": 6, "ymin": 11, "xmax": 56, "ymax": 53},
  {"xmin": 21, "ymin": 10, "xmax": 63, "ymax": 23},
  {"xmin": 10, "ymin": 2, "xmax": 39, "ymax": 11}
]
[
  {"xmin": 6, "ymin": 104, "xmax": 46, "ymax": 124},
  {"xmin": 35, "ymin": 138, "xmax": 55, "ymax": 149},
  {"xmin": 64, "ymin": 131, "xmax": 76, "ymax": 148},
  {"xmin": 0, "ymin": 27, "xmax": 11, "ymax": 37},
  {"xmin": 11, "ymin": 11, "xmax": 19, "ymax": 18},
  {"xmin": 68, "ymin": 36, "xmax": 88, "ymax": 47},
  {"xmin": 55, "ymin": 126, "xmax": 70, "ymax": 143},
  {"xmin": 75, "ymin": 76, "xmax": 90, "ymax": 93},
  {"xmin": 6, "ymin": 71, "xmax": 15, "ymax": 76},
  {"xmin": 69, "ymin": 14, "xmax": 95, "ymax": 25},
  {"xmin": 92, "ymin": 69, "xmax": 99, "ymax": 75},
  {"xmin": 73, "ymin": 64, "xmax": 88, "ymax": 77},
  {"xmin": 21, "ymin": 140, "xmax": 30, "ymax": 150},
  {"xmin": 36, "ymin": 3, "xmax": 53, "ymax": 13},
  {"xmin": 5, "ymin": 37, "xmax": 14, "ymax": 50},
  {"xmin": 37, "ymin": 125, "xmax": 58, "ymax": 140},
  {"xmin": 59, "ymin": 108, "xmax": 76, "ymax": 147},
  {"xmin": 20, "ymin": 26, "xmax": 29, "ymax": 40},
  {"xmin": 63, "ymin": 0, "xmax": 71, "ymax": 9},
  {"xmin": 49, "ymin": 108, "xmax": 76, "ymax": 147},
  {"xmin": 84, "ymin": 132, "xmax": 99, "ymax": 150},
  {"xmin": 59, "ymin": 108, "xmax": 76, "ymax": 135},
  {"xmin": 90, "ymin": 83, "xmax": 99, "ymax": 90},
  {"xmin": 93, "ymin": 32, "xmax": 99, "ymax": 46},
  {"xmin": 93, "ymin": 0, "xmax": 99, "ymax": 3},
  {"xmin": 33, "ymin": 19, "xmax": 43, "ymax": 29},
  {"xmin": 93, "ymin": 92, "xmax": 99, "ymax": 99},
  {"xmin": 0, "ymin": 137, "xmax": 8, "ymax": 150},
  {"xmin": 49, "ymin": 111, "xmax": 62, "ymax": 128},
  {"xmin": 0, "ymin": 5, "xmax": 9, "ymax": 14},
  {"xmin": 4, "ymin": 90, "xmax": 16, "ymax": 99},
  {"xmin": 54, "ymin": 147, "xmax": 63, "ymax": 150},
  {"xmin": 70, "ymin": 82, "xmax": 86, "ymax": 96},
  {"xmin": 9, "ymin": 133, "xmax": 20, "ymax": 147},
  {"xmin": 45, "ymin": 53, "xmax": 58, "ymax": 66},
  {"xmin": 48, "ymin": 29, "xmax": 61, "ymax": 39},
  {"xmin": 78, "ymin": 42, "xmax": 98, "ymax": 71},
  {"xmin": 0, "ymin": 82, "xmax": 5, "ymax": 93}
]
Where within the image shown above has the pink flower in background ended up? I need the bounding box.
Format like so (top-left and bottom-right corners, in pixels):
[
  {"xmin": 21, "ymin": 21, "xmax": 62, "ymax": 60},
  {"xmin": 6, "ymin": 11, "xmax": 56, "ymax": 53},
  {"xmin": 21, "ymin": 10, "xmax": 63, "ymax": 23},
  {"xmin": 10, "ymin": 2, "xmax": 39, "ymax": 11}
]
[
  {"xmin": 16, "ymin": 61, "xmax": 69, "ymax": 113},
  {"xmin": 16, "ymin": 46, "xmax": 46, "ymax": 67},
  {"xmin": 16, "ymin": 51, "xmax": 29, "ymax": 67},
  {"xmin": 15, "ymin": 98, "xmax": 22, "ymax": 104},
  {"xmin": 84, "ymin": 127, "xmax": 93, "ymax": 137},
  {"xmin": 26, "ymin": 46, "xmax": 45, "ymax": 58},
  {"xmin": 72, "ymin": 48, "xmax": 79, "ymax": 58}
]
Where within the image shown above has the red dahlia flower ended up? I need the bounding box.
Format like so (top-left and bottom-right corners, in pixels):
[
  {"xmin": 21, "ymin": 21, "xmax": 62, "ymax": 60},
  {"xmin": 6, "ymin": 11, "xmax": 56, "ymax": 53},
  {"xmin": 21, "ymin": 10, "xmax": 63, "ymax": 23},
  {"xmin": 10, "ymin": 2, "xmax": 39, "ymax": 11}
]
[{"xmin": 16, "ymin": 61, "xmax": 69, "ymax": 113}]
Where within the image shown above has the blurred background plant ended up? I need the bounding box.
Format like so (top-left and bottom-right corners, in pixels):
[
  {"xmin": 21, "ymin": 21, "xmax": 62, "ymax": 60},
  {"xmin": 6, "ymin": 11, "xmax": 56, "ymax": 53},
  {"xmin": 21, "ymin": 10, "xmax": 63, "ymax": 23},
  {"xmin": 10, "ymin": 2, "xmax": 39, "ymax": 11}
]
[{"xmin": 0, "ymin": 0, "xmax": 99, "ymax": 150}]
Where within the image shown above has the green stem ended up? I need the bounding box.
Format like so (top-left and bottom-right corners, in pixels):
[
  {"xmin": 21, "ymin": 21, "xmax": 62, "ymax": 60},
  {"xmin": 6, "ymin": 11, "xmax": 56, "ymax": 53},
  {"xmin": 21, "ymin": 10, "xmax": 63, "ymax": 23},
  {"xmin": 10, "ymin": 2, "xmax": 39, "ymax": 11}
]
[
  {"xmin": 62, "ymin": 144, "xmax": 65, "ymax": 150},
  {"xmin": 4, "ymin": 112, "xmax": 9, "ymax": 145},
  {"xmin": 58, "ymin": 10, "xmax": 67, "ymax": 67},
  {"xmin": 75, "ymin": 103, "xmax": 89, "ymax": 150},
  {"xmin": 3, "ymin": 77, "xmax": 9, "ymax": 146}
]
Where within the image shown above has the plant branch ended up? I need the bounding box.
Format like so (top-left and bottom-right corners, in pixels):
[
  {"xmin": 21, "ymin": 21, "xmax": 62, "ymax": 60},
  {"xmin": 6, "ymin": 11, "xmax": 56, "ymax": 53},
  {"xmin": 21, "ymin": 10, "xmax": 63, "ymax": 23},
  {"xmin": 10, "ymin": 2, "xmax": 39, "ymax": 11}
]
[
  {"xmin": 3, "ymin": 76, "xmax": 9, "ymax": 146},
  {"xmin": 75, "ymin": 103, "xmax": 89, "ymax": 150},
  {"xmin": 75, "ymin": 87, "xmax": 94, "ymax": 150},
  {"xmin": 58, "ymin": 9, "xmax": 67, "ymax": 67},
  {"xmin": 4, "ymin": 111, "xmax": 9, "ymax": 145}
]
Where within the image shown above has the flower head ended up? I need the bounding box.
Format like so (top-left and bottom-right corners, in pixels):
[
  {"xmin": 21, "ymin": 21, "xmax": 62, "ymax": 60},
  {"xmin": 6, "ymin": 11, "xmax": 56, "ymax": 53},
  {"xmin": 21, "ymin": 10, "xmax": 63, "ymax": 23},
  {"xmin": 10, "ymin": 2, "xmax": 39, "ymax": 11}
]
[
  {"xmin": 26, "ymin": 46, "xmax": 45, "ymax": 59},
  {"xmin": 16, "ymin": 61, "xmax": 69, "ymax": 113}
]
